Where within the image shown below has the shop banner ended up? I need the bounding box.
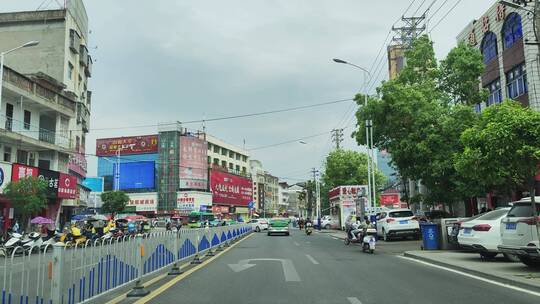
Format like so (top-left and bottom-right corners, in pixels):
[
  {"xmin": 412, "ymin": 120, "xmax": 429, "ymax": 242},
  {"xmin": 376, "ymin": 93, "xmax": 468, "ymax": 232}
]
[
  {"xmin": 179, "ymin": 136, "xmax": 208, "ymax": 190},
  {"xmin": 212, "ymin": 205, "xmax": 229, "ymax": 214},
  {"xmin": 68, "ymin": 152, "xmax": 87, "ymax": 177},
  {"xmin": 176, "ymin": 191, "xmax": 212, "ymax": 216},
  {"xmin": 96, "ymin": 135, "xmax": 158, "ymax": 156},
  {"xmin": 11, "ymin": 163, "xmax": 38, "ymax": 181},
  {"xmin": 37, "ymin": 168, "xmax": 60, "ymax": 198},
  {"xmin": 380, "ymin": 194, "xmax": 400, "ymax": 206},
  {"xmin": 127, "ymin": 193, "xmax": 158, "ymax": 212},
  {"xmin": 58, "ymin": 173, "xmax": 77, "ymax": 199},
  {"xmin": 0, "ymin": 161, "xmax": 12, "ymax": 193},
  {"xmin": 210, "ymin": 170, "xmax": 253, "ymax": 206}
]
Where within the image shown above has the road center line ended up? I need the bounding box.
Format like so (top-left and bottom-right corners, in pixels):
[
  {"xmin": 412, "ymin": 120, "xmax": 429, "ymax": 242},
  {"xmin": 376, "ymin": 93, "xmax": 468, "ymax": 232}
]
[
  {"xmin": 294, "ymin": 241, "xmax": 300, "ymax": 246},
  {"xmin": 347, "ymin": 297, "xmax": 362, "ymax": 304},
  {"xmin": 305, "ymin": 254, "xmax": 319, "ymax": 265},
  {"xmin": 398, "ymin": 256, "xmax": 540, "ymax": 298}
]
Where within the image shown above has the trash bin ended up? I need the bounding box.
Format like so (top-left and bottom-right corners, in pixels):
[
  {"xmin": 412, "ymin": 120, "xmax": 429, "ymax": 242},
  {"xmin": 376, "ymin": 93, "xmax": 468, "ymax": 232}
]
[{"xmin": 420, "ymin": 222, "xmax": 439, "ymax": 250}]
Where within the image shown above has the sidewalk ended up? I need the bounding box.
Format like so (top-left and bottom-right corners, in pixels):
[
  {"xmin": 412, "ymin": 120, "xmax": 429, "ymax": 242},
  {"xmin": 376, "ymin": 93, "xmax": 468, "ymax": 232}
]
[{"xmin": 404, "ymin": 250, "xmax": 540, "ymax": 292}]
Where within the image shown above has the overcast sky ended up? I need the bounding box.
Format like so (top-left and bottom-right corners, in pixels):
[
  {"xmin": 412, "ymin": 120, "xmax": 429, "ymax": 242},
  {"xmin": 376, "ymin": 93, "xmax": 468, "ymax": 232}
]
[{"xmin": 2, "ymin": 0, "xmax": 493, "ymax": 182}]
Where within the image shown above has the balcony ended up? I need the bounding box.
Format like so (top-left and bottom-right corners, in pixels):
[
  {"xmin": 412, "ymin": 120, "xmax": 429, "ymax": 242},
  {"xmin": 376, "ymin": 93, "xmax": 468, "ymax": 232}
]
[
  {"xmin": 76, "ymin": 102, "xmax": 90, "ymax": 133},
  {"xmin": 0, "ymin": 114, "xmax": 71, "ymax": 150},
  {"xmin": 79, "ymin": 45, "xmax": 88, "ymax": 66},
  {"xmin": 2, "ymin": 66, "xmax": 76, "ymax": 115},
  {"xmin": 85, "ymin": 55, "xmax": 92, "ymax": 77},
  {"xmin": 69, "ymin": 29, "xmax": 80, "ymax": 54}
]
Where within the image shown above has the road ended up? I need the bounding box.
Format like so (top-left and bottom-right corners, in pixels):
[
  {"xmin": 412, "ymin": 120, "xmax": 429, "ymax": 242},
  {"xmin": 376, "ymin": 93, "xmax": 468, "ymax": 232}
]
[{"xmin": 133, "ymin": 229, "xmax": 540, "ymax": 304}]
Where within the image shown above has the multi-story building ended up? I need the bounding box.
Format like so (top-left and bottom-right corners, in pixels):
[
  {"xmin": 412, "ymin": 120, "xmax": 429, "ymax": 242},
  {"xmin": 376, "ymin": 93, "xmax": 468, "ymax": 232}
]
[
  {"xmin": 278, "ymin": 182, "xmax": 290, "ymax": 214},
  {"xmin": 0, "ymin": 1, "xmax": 91, "ymax": 226},
  {"xmin": 456, "ymin": 1, "xmax": 540, "ymax": 211},
  {"xmin": 207, "ymin": 135, "xmax": 250, "ymax": 176},
  {"xmin": 458, "ymin": 2, "xmax": 540, "ymax": 113},
  {"xmin": 249, "ymin": 159, "xmax": 266, "ymax": 213},
  {"xmin": 264, "ymin": 173, "xmax": 279, "ymax": 216}
]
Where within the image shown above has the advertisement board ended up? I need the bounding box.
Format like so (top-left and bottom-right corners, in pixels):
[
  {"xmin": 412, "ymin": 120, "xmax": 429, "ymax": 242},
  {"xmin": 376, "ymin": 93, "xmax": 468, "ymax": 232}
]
[
  {"xmin": 96, "ymin": 135, "xmax": 158, "ymax": 156},
  {"xmin": 68, "ymin": 152, "xmax": 87, "ymax": 177},
  {"xmin": 82, "ymin": 177, "xmax": 104, "ymax": 193},
  {"xmin": 11, "ymin": 163, "xmax": 38, "ymax": 181},
  {"xmin": 179, "ymin": 136, "xmax": 208, "ymax": 190},
  {"xmin": 210, "ymin": 170, "xmax": 253, "ymax": 206},
  {"xmin": 126, "ymin": 193, "xmax": 158, "ymax": 212},
  {"xmin": 380, "ymin": 194, "xmax": 400, "ymax": 206},
  {"xmin": 0, "ymin": 161, "xmax": 12, "ymax": 193},
  {"xmin": 113, "ymin": 161, "xmax": 155, "ymax": 190},
  {"xmin": 58, "ymin": 173, "xmax": 77, "ymax": 199},
  {"xmin": 176, "ymin": 191, "xmax": 212, "ymax": 216},
  {"xmin": 37, "ymin": 168, "xmax": 60, "ymax": 198}
]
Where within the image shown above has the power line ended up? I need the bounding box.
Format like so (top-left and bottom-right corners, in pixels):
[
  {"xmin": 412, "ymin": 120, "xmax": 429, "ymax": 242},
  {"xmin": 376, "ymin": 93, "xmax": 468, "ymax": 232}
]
[{"xmin": 428, "ymin": 0, "xmax": 463, "ymax": 34}]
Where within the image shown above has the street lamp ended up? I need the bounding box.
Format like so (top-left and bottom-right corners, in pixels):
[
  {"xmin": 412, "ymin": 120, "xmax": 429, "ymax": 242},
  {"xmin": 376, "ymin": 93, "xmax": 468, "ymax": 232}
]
[
  {"xmin": 0, "ymin": 40, "xmax": 40, "ymax": 110},
  {"xmin": 333, "ymin": 58, "xmax": 376, "ymax": 216}
]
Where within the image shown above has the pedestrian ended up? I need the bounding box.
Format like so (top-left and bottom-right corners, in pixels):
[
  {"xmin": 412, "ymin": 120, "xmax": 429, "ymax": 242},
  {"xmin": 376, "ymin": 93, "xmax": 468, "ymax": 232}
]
[
  {"xmin": 12, "ymin": 221, "xmax": 19, "ymax": 234},
  {"xmin": 166, "ymin": 221, "xmax": 172, "ymax": 231}
]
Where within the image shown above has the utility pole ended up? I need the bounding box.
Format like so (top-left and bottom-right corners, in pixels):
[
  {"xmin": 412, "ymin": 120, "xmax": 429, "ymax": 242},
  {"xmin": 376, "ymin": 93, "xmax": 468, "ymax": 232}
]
[
  {"xmin": 311, "ymin": 168, "xmax": 321, "ymax": 231},
  {"xmin": 391, "ymin": 15, "xmax": 426, "ymax": 47},
  {"xmin": 115, "ymin": 148, "xmax": 121, "ymax": 191},
  {"xmin": 331, "ymin": 128, "xmax": 344, "ymax": 150}
]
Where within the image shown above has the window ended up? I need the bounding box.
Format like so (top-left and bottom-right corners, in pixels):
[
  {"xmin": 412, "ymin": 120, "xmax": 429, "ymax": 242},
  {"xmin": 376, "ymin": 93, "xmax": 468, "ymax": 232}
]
[
  {"xmin": 23, "ymin": 110, "xmax": 31, "ymax": 130},
  {"xmin": 28, "ymin": 152, "xmax": 35, "ymax": 166},
  {"xmin": 208, "ymin": 143, "xmax": 212, "ymax": 150},
  {"xmin": 242, "ymin": 166, "xmax": 246, "ymax": 173},
  {"xmin": 213, "ymin": 158, "xmax": 219, "ymax": 165},
  {"xmin": 508, "ymin": 203, "xmax": 540, "ymax": 217},
  {"xmin": 68, "ymin": 62, "xmax": 74, "ymax": 80},
  {"xmin": 5, "ymin": 103, "xmax": 13, "ymax": 131},
  {"xmin": 208, "ymin": 156, "xmax": 211, "ymax": 164},
  {"xmin": 242, "ymin": 155, "xmax": 247, "ymax": 162},
  {"xmin": 221, "ymin": 148, "xmax": 227, "ymax": 156},
  {"xmin": 229, "ymin": 151, "xmax": 234, "ymax": 158},
  {"xmin": 236, "ymin": 165, "xmax": 240, "ymax": 171},
  {"xmin": 236, "ymin": 153, "xmax": 240, "ymax": 160},
  {"xmin": 481, "ymin": 32, "xmax": 498, "ymax": 63},
  {"xmin": 474, "ymin": 103, "xmax": 482, "ymax": 113},
  {"xmin": 3, "ymin": 146, "xmax": 11, "ymax": 162},
  {"xmin": 221, "ymin": 160, "xmax": 227, "ymax": 168},
  {"xmin": 485, "ymin": 79, "xmax": 502, "ymax": 106},
  {"xmin": 17, "ymin": 150, "xmax": 28, "ymax": 165},
  {"xmin": 506, "ymin": 63, "xmax": 527, "ymax": 99},
  {"xmin": 38, "ymin": 159, "xmax": 50, "ymax": 170},
  {"xmin": 75, "ymin": 136, "xmax": 80, "ymax": 152},
  {"xmin": 502, "ymin": 13, "xmax": 523, "ymax": 49},
  {"xmin": 213, "ymin": 145, "xmax": 219, "ymax": 153},
  {"xmin": 229, "ymin": 163, "xmax": 233, "ymax": 169}
]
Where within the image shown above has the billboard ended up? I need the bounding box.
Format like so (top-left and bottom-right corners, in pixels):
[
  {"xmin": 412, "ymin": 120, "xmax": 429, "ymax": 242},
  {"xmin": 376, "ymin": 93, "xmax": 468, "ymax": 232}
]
[
  {"xmin": 176, "ymin": 191, "xmax": 212, "ymax": 216},
  {"xmin": 113, "ymin": 161, "xmax": 155, "ymax": 190},
  {"xmin": 210, "ymin": 170, "xmax": 253, "ymax": 206},
  {"xmin": 58, "ymin": 173, "xmax": 77, "ymax": 199},
  {"xmin": 126, "ymin": 192, "xmax": 157, "ymax": 212},
  {"xmin": 96, "ymin": 135, "xmax": 158, "ymax": 156},
  {"xmin": 179, "ymin": 136, "xmax": 208, "ymax": 190},
  {"xmin": 82, "ymin": 177, "xmax": 104, "ymax": 193}
]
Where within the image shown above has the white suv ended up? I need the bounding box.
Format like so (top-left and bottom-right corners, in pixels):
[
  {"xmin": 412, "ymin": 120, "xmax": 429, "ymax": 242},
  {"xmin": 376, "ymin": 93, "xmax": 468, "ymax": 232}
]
[
  {"xmin": 498, "ymin": 197, "xmax": 540, "ymax": 268},
  {"xmin": 250, "ymin": 218, "xmax": 269, "ymax": 232},
  {"xmin": 376, "ymin": 209, "xmax": 420, "ymax": 241}
]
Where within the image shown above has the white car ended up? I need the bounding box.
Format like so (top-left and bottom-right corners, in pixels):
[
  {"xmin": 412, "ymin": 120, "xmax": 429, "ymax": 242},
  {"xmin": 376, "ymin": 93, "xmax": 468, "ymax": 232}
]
[
  {"xmin": 498, "ymin": 197, "xmax": 540, "ymax": 268},
  {"xmin": 249, "ymin": 218, "xmax": 269, "ymax": 232},
  {"xmin": 376, "ymin": 209, "xmax": 420, "ymax": 241},
  {"xmin": 320, "ymin": 216, "xmax": 339, "ymax": 230},
  {"xmin": 458, "ymin": 208, "xmax": 511, "ymax": 259}
]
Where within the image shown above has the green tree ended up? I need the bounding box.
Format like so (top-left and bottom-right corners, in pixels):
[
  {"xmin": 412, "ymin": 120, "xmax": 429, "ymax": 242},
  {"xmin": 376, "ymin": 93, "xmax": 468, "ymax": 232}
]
[
  {"xmin": 100, "ymin": 191, "xmax": 130, "ymax": 219},
  {"xmin": 456, "ymin": 101, "xmax": 540, "ymax": 202},
  {"xmin": 354, "ymin": 35, "xmax": 485, "ymax": 209},
  {"xmin": 3, "ymin": 177, "xmax": 48, "ymax": 227}
]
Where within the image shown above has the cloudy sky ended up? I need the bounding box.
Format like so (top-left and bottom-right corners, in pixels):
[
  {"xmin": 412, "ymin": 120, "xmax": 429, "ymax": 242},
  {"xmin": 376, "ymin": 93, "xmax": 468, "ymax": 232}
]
[{"xmin": 3, "ymin": 0, "xmax": 493, "ymax": 182}]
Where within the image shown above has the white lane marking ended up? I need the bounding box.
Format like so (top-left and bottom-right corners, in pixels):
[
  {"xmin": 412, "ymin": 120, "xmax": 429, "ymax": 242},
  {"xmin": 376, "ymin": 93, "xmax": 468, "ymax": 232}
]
[
  {"xmin": 347, "ymin": 297, "xmax": 362, "ymax": 304},
  {"xmin": 294, "ymin": 241, "xmax": 300, "ymax": 246},
  {"xmin": 305, "ymin": 241, "xmax": 311, "ymax": 244},
  {"xmin": 398, "ymin": 256, "xmax": 540, "ymax": 298},
  {"xmin": 305, "ymin": 254, "xmax": 319, "ymax": 265},
  {"xmin": 332, "ymin": 237, "xmax": 339, "ymax": 240}
]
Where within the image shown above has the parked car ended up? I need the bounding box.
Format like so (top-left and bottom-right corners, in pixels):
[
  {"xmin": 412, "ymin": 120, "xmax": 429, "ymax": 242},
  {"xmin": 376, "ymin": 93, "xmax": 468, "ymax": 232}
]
[
  {"xmin": 376, "ymin": 209, "xmax": 420, "ymax": 241},
  {"xmin": 457, "ymin": 208, "xmax": 511, "ymax": 259},
  {"xmin": 320, "ymin": 216, "xmax": 339, "ymax": 230},
  {"xmin": 498, "ymin": 197, "xmax": 540, "ymax": 267},
  {"xmin": 267, "ymin": 218, "xmax": 290, "ymax": 236},
  {"xmin": 250, "ymin": 218, "xmax": 269, "ymax": 232}
]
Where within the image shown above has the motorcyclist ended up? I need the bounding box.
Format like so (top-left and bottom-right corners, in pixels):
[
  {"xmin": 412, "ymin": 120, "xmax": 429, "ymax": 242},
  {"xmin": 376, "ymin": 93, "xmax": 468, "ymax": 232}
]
[
  {"xmin": 349, "ymin": 216, "xmax": 362, "ymax": 241},
  {"xmin": 360, "ymin": 216, "xmax": 374, "ymax": 235}
]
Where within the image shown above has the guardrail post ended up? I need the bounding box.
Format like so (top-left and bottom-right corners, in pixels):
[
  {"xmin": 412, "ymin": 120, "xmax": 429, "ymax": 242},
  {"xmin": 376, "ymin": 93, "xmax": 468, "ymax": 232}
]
[
  {"xmin": 205, "ymin": 227, "xmax": 215, "ymax": 257},
  {"xmin": 51, "ymin": 244, "xmax": 64, "ymax": 304},
  {"xmin": 191, "ymin": 230, "xmax": 202, "ymax": 265},
  {"xmin": 168, "ymin": 231, "xmax": 183, "ymax": 275},
  {"xmin": 126, "ymin": 236, "xmax": 149, "ymax": 297}
]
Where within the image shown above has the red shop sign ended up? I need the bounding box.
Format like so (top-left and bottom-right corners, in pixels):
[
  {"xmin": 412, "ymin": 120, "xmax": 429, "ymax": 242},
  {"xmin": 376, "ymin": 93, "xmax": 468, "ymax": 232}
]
[
  {"xmin": 210, "ymin": 170, "xmax": 253, "ymax": 206},
  {"xmin": 58, "ymin": 173, "xmax": 77, "ymax": 199},
  {"xmin": 11, "ymin": 163, "xmax": 38, "ymax": 181}
]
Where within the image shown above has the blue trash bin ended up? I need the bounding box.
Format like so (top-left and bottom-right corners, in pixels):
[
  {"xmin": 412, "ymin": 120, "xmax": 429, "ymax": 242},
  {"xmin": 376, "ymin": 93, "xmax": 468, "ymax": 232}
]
[{"xmin": 420, "ymin": 223, "xmax": 439, "ymax": 250}]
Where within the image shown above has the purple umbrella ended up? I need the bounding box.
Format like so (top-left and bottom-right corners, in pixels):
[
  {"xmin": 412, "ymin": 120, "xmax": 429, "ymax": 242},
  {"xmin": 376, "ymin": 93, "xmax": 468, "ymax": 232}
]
[{"xmin": 30, "ymin": 216, "xmax": 54, "ymax": 225}]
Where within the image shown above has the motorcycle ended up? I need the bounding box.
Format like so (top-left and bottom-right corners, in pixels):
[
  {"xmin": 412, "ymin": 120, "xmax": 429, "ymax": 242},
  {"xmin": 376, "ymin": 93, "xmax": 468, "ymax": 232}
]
[
  {"xmin": 361, "ymin": 228, "xmax": 377, "ymax": 254},
  {"xmin": 305, "ymin": 223, "xmax": 313, "ymax": 235},
  {"xmin": 22, "ymin": 232, "xmax": 43, "ymax": 253}
]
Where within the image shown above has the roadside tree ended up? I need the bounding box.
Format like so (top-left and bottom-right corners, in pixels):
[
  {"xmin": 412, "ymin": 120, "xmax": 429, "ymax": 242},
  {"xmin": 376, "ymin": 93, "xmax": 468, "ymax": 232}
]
[
  {"xmin": 3, "ymin": 176, "xmax": 48, "ymax": 228},
  {"xmin": 100, "ymin": 191, "xmax": 130, "ymax": 219}
]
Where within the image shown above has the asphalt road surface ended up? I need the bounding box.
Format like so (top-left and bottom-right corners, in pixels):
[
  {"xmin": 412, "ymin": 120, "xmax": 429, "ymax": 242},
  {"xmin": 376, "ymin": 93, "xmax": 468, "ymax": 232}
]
[{"xmin": 141, "ymin": 229, "xmax": 540, "ymax": 304}]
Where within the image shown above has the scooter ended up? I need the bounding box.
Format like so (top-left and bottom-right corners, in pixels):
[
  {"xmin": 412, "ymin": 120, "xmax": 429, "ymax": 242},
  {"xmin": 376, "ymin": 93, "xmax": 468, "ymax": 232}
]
[
  {"xmin": 305, "ymin": 223, "xmax": 313, "ymax": 235},
  {"xmin": 22, "ymin": 232, "xmax": 43, "ymax": 253},
  {"xmin": 344, "ymin": 228, "xmax": 363, "ymax": 245},
  {"xmin": 3, "ymin": 232, "xmax": 25, "ymax": 256},
  {"xmin": 361, "ymin": 228, "xmax": 377, "ymax": 254}
]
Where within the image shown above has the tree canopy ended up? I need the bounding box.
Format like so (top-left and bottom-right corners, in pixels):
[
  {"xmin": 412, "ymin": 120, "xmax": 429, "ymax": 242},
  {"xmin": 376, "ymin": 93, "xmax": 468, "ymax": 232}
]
[
  {"xmin": 100, "ymin": 191, "xmax": 130, "ymax": 218},
  {"xmin": 4, "ymin": 177, "xmax": 48, "ymax": 223}
]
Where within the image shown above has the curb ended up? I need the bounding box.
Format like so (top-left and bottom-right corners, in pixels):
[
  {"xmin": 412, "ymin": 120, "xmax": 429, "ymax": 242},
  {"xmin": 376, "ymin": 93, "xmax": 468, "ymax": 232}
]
[{"xmin": 403, "ymin": 252, "xmax": 540, "ymax": 293}]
